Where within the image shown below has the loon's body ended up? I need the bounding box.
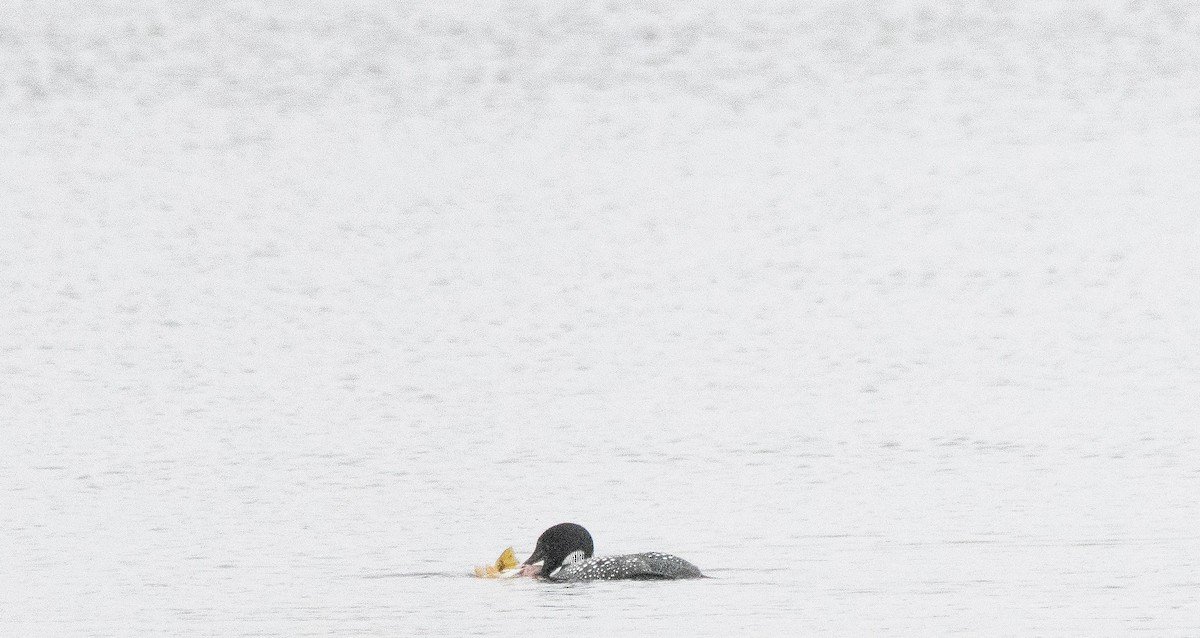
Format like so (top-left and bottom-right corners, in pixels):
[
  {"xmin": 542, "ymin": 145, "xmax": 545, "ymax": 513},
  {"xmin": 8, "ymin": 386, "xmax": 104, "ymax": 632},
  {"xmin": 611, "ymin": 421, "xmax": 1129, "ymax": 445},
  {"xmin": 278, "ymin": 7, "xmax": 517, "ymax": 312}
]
[
  {"xmin": 550, "ymin": 551, "xmax": 703, "ymax": 581},
  {"xmin": 524, "ymin": 523, "xmax": 703, "ymax": 582}
]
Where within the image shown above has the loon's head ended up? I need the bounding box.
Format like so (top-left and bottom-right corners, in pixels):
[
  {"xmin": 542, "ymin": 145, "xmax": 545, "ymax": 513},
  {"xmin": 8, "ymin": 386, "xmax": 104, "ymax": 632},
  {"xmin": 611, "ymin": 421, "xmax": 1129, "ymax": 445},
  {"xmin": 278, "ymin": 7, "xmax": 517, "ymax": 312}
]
[{"xmin": 523, "ymin": 523, "xmax": 595, "ymax": 578}]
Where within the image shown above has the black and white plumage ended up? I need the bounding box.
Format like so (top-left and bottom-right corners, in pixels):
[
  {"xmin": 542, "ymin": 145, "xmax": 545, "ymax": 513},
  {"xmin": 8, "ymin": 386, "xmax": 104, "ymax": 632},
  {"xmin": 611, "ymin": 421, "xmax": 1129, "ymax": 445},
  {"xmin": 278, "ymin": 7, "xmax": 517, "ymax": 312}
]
[{"xmin": 523, "ymin": 523, "xmax": 704, "ymax": 581}]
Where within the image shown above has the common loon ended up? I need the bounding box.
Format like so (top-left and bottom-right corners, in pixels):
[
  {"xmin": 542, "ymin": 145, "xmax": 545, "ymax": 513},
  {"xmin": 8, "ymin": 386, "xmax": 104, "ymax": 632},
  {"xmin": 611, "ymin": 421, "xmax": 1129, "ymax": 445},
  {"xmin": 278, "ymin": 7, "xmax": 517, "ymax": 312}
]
[{"xmin": 523, "ymin": 523, "xmax": 703, "ymax": 581}]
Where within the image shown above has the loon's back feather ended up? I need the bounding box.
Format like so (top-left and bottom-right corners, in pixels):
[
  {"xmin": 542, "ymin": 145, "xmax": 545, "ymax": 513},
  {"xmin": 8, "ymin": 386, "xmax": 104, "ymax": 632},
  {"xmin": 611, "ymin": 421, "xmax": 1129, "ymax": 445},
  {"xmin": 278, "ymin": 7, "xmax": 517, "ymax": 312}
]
[{"xmin": 548, "ymin": 552, "xmax": 703, "ymax": 581}]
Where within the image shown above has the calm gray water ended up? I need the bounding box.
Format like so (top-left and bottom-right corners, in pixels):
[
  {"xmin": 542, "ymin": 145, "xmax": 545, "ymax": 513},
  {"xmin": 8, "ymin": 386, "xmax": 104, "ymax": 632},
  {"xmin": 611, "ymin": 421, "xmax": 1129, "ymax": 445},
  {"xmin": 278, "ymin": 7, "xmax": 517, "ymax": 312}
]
[{"xmin": 4, "ymin": 1, "xmax": 1199, "ymax": 635}]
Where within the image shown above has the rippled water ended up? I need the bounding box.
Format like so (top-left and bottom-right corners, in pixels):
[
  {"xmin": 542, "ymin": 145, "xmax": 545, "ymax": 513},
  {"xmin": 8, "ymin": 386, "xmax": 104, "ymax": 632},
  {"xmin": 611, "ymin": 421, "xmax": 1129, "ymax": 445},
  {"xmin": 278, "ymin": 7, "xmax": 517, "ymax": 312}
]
[{"xmin": 4, "ymin": 1, "xmax": 1199, "ymax": 635}]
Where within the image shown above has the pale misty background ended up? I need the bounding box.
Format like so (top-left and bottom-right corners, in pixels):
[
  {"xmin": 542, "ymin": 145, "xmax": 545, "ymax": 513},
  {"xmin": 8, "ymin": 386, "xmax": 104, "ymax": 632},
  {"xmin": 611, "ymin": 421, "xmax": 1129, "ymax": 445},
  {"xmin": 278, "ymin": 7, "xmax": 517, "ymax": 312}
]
[{"xmin": 2, "ymin": 1, "xmax": 1199, "ymax": 635}]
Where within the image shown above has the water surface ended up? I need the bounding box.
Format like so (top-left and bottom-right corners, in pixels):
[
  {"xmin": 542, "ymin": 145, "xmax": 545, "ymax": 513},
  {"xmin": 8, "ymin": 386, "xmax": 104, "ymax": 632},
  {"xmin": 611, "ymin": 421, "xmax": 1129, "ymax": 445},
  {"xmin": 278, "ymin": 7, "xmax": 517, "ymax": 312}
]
[{"xmin": 3, "ymin": 1, "xmax": 1199, "ymax": 635}]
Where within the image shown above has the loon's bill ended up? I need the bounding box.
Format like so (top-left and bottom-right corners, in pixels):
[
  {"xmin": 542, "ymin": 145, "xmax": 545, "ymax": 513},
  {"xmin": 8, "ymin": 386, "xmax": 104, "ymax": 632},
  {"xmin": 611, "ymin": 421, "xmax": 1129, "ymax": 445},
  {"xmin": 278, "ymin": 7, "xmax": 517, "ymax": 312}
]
[{"xmin": 522, "ymin": 522, "xmax": 704, "ymax": 581}]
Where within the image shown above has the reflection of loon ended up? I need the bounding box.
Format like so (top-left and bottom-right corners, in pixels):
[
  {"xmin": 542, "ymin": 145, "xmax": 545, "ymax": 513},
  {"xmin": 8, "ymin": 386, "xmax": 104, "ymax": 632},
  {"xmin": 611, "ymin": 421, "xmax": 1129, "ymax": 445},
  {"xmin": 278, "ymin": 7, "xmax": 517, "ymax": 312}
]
[{"xmin": 523, "ymin": 523, "xmax": 703, "ymax": 581}]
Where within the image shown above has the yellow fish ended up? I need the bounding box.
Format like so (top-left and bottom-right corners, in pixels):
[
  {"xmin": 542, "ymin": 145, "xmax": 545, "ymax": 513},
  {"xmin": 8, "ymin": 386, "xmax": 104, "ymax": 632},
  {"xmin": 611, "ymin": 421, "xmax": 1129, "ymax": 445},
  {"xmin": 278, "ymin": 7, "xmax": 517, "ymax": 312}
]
[
  {"xmin": 494, "ymin": 547, "xmax": 518, "ymax": 570},
  {"xmin": 473, "ymin": 547, "xmax": 519, "ymax": 578}
]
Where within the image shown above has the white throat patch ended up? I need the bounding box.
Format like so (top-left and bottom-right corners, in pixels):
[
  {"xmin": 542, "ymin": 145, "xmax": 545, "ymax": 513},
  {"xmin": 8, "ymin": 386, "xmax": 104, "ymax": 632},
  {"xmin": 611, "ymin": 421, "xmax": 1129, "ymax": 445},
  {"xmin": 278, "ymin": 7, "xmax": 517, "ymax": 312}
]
[{"xmin": 562, "ymin": 550, "xmax": 587, "ymax": 567}]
